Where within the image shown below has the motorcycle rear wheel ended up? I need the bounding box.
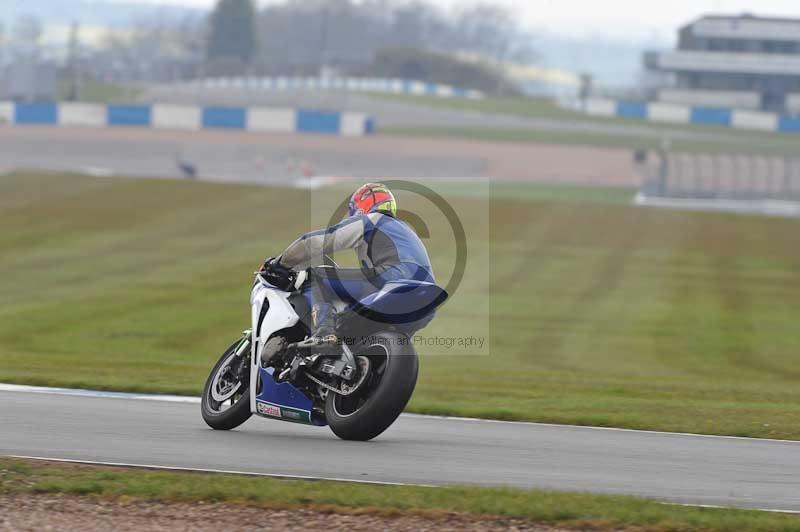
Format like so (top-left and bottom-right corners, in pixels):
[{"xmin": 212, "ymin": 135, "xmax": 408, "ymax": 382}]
[
  {"xmin": 325, "ymin": 331, "xmax": 418, "ymax": 441},
  {"xmin": 201, "ymin": 337, "xmax": 252, "ymax": 430}
]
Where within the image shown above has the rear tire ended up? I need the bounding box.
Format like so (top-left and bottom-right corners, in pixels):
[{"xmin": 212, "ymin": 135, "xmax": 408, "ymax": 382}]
[
  {"xmin": 325, "ymin": 331, "xmax": 418, "ymax": 441},
  {"xmin": 201, "ymin": 338, "xmax": 252, "ymax": 430}
]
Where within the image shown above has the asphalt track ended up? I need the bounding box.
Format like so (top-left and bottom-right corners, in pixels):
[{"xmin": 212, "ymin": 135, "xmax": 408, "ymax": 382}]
[{"xmin": 1, "ymin": 385, "xmax": 799, "ymax": 512}]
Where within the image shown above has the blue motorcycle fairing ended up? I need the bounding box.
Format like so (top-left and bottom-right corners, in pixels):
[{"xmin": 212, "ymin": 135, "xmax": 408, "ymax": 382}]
[{"xmin": 255, "ymin": 367, "xmax": 326, "ymax": 426}]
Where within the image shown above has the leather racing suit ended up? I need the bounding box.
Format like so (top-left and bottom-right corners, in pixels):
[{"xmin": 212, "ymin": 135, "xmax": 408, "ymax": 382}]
[{"xmin": 277, "ymin": 212, "xmax": 435, "ymax": 336}]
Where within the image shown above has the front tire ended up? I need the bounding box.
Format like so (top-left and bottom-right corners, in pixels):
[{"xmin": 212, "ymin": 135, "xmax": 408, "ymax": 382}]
[
  {"xmin": 325, "ymin": 332, "xmax": 418, "ymax": 441},
  {"xmin": 201, "ymin": 338, "xmax": 252, "ymax": 430}
]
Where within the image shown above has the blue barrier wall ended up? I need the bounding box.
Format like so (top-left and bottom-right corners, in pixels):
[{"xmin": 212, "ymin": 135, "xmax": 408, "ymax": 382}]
[
  {"xmin": 616, "ymin": 101, "xmax": 648, "ymax": 120},
  {"xmin": 296, "ymin": 109, "xmax": 340, "ymax": 134},
  {"xmin": 202, "ymin": 106, "xmax": 246, "ymax": 129},
  {"xmin": 15, "ymin": 103, "xmax": 58, "ymax": 125},
  {"xmin": 107, "ymin": 105, "xmax": 151, "ymax": 126},
  {"xmin": 690, "ymin": 106, "xmax": 732, "ymax": 127},
  {"xmin": 778, "ymin": 116, "xmax": 800, "ymax": 133},
  {"xmin": 581, "ymin": 98, "xmax": 798, "ymax": 134},
  {"xmin": 0, "ymin": 102, "xmax": 373, "ymax": 136}
]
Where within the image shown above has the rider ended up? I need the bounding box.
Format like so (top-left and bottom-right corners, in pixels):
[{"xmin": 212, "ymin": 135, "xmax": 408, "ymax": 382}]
[{"xmin": 264, "ymin": 183, "xmax": 435, "ymax": 342}]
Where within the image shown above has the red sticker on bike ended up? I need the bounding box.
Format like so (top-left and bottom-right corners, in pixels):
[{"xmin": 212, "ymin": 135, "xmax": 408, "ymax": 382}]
[{"xmin": 257, "ymin": 402, "xmax": 281, "ymax": 417}]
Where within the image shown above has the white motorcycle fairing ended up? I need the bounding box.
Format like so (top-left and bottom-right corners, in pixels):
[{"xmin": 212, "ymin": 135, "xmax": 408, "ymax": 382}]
[{"xmin": 248, "ymin": 278, "xmax": 301, "ymax": 415}]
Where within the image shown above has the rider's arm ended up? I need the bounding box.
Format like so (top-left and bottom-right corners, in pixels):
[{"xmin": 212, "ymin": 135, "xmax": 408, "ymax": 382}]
[{"xmin": 278, "ymin": 215, "xmax": 366, "ymax": 269}]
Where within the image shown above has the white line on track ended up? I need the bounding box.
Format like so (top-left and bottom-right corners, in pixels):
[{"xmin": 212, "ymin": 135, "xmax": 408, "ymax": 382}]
[
  {"xmin": 7, "ymin": 455, "xmax": 436, "ymax": 488},
  {"xmin": 661, "ymin": 502, "xmax": 800, "ymax": 515},
  {"xmin": 7, "ymin": 456, "xmax": 799, "ymax": 515},
  {"xmin": 4, "ymin": 383, "xmax": 800, "ymax": 515},
  {"xmin": 0, "ymin": 383, "xmax": 199, "ymax": 404},
  {"xmin": 2, "ymin": 382, "xmax": 799, "ymax": 445}
]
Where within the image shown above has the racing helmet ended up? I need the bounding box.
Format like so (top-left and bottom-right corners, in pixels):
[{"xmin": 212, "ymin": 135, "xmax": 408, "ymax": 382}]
[{"xmin": 348, "ymin": 183, "xmax": 397, "ymax": 217}]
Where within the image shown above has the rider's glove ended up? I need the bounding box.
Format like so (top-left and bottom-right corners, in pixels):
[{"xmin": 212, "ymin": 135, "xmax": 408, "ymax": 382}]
[
  {"xmin": 261, "ymin": 256, "xmax": 280, "ymax": 273},
  {"xmin": 259, "ymin": 257, "xmax": 296, "ymax": 291}
]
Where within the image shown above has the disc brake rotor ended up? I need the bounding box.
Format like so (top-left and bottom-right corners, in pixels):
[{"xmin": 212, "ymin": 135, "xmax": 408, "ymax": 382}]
[{"xmin": 211, "ymin": 354, "xmax": 242, "ymax": 402}]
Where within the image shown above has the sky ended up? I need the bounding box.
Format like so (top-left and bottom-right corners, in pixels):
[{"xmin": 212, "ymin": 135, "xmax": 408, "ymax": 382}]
[{"xmin": 115, "ymin": 0, "xmax": 800, "ymax": 41}]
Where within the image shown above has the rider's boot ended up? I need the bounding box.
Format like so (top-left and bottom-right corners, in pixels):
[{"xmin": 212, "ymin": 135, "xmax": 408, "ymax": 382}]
[{"xmin": 310, "ymin": 303, "xmax": 338, "ymax": 345}]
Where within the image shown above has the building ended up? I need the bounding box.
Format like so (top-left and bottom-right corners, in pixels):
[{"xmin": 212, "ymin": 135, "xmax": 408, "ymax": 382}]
[{"xmin": 645, "ymin": 14, "xmax": 800, "ymax": 114}]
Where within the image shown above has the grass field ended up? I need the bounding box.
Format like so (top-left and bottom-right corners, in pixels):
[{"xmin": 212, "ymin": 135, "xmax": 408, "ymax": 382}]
[
  {"xmin": 2, "ymin": 171, "xmax": 800, "ymax": 439},
  {"xmin": 367, "ymin": 93, "xmax": 580, "ymax": 120},
  {"xmin": 57, "ymin": 79, "xmax": 142, "ymax": 104},
  {"xmin": 2, "ymin": 458, "xmax": 799, "ymax": 531}
]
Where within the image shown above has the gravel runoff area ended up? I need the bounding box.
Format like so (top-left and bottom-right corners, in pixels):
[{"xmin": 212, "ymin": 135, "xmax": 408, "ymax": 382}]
[{"xmin": 0, "ymin": 494, "xmax": 563, "ymax": 532}]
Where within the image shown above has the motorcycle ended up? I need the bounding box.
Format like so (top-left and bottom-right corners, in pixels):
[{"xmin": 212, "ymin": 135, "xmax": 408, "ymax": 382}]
[{"xmin": 201, "ymin": 264, "xmax": 448, "ymax": 441}]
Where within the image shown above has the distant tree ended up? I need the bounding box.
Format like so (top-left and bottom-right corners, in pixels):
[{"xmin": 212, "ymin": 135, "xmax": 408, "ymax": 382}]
[
  {"xmin": 66, "ymin": 22, "xmax": 81, "ymax": 100},
  {"xmin": 371, "ymin": 47, "xmax": 520, "ymax": 96},
  {"xmin": 207, "ymin": 0, "xmax": 257, "ymax": 75},
  {"xmin": 13, "ymin": 15, "xmax": 43, "ymax": 52},
  {"xmin": 452, "ymin": 4, "xmax": 516, "ymax": 63}
]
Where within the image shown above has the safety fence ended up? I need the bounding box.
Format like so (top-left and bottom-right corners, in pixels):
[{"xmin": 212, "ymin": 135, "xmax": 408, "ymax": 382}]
[
  {"xmin": 180, "ymin": 77, "xmax": 484, "ymax": 100},
  {"xmin": 637, "ymin": 150, "xmax": 800, "ymax": 201}
]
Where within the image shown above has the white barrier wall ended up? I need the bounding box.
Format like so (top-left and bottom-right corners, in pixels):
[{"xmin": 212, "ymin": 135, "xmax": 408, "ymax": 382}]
[
  {"xmin": 658, "ymin": 89, "xmax": 761, "ymax": 110},
  {"xmin": 787, "ymin": 94, "xmax": 800, "ymax": 115},
  {"xmin": 59, "ymin": 103, "xmax": 106, "ymax": 127},
  {"xmin": 731, "ymin": 110, "xmax": 779, "ymax": 131},
  {"xmin": 0, "ymin": 101, "xmax": 12, "ymax": 124},
  {"xmin": 247, "ymin": 108, "xmax": 295, "ymax": 132},
  {"xmin": 648, "ymin": 102, "xmax": 691, "ymax": 123},
  {"xmin": 340, "ymin": 112, "xmax": 369, "ymax": 137},
  {"xmin": 409, "ymin": 81, "xmax": 427, "ymax": 95},
  {"xmin": 585, "ymin": 98, "xmax": 616, "ymax": 117},
  {"xmin": 152, "ymin": 104, "xmax": 201, "ymax": 131}
]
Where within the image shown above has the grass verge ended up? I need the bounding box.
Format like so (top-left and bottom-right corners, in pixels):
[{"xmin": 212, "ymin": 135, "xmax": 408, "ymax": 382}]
[
  {"xmin": 2, "ymin": 172, "xmax": 800, "ymax": 439},
  {"xmin": 57, "ymin": 79, "xmax": 143, "ymax": 104},
  {"xmin": 366, "ymin": 93, "xmax": 580, "ymax": 120},
  {"xmin": 1, "ymin": 458, "xmax": 798, "ymax": 531}
]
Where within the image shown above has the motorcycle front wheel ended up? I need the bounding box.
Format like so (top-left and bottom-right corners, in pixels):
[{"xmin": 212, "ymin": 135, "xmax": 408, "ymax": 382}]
[
  {"xmin": 325, "ymin": 331, "xmax": 418, "ymax": 441},
  {"xmin": 201, "ymin": 337, "xmax": 252, "ymax": 430}
]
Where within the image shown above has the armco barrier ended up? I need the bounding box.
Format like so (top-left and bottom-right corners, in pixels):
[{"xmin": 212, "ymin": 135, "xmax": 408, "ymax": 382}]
[
  {"xmin": 0, "ymin": 102, "xmax": 374, "ymax": 136},
  {"xmin": 580, "ymin": 98, "xmax": 800, "ymax": 135}
]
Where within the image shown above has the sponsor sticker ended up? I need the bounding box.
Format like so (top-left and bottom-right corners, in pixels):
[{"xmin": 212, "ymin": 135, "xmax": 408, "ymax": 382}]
[
  {"xmin": 280, "ymin": 407, "xmax": 312, "ymax": 423},
  {"xmin": 256, "ymin": 401, "xmax": 312, "ymax": 423},
  {"xmin": 257, "ymin": 402, "xmax": 281, "ymax": 417},
  {"xmin": 280, "ymin": 408, "xmax": 303, "ymax": 420}
]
